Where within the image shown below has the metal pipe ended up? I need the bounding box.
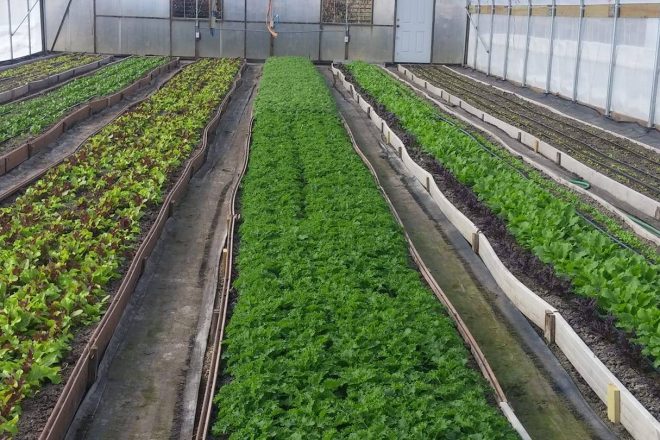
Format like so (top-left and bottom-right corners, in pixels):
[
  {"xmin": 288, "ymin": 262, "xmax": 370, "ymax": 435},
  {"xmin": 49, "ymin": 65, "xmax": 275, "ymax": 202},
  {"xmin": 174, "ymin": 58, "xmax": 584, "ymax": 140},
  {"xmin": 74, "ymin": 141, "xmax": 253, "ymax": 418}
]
[
  {"xmin": 572, "ymin": 0, "xmax": 585, "ymax": 102},
  {"xmin": 545, "ymin": 0, "xmax": 556, "ymax": 93},
  {"xmin": 605, "ymin": 0, "xmax": 620, "ymax": 117},
  {"xmin": 473, "ymin": 0, "xmax": 481, "ymax": 68},
  {"xmin": 39, "ymin": 0, "xmax": 45, "ymax": 53},
  {"xmin": 487, "ymin": 0, "xmax": 494, "ymax": 75},
  {"xmin": 647, "ymin": 20, "xmax": 660, "ymax": 127},
  {"xmin": 27, "ymin": 0, "xmax": 31, "ymax": 55},
  {"xmin": 522, "ymin": 0, "xmax": 531, "ymax": 86},
  {"xmin": 503, "ymin": 0, "xmax": 512, "ymax": 80},
  {"xmin": 8, "ymin": 0, "xmax": 13, "ymax": 59}
]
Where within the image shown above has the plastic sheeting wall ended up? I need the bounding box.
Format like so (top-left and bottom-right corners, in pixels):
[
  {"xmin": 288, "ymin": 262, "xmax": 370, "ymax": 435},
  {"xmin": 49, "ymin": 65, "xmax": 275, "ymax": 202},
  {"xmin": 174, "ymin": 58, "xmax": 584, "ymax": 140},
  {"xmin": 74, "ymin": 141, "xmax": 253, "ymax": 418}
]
[
  {"xmin": 0, "ymin": 0, "xmax": 43, "ymax": 62},
  {"xmin": 42, "ymin": 0, "xmax": 466, "ymax": 64},
  {"xmin": 467, "ymin": 1, "xmax": 660, "ymax": 128}
]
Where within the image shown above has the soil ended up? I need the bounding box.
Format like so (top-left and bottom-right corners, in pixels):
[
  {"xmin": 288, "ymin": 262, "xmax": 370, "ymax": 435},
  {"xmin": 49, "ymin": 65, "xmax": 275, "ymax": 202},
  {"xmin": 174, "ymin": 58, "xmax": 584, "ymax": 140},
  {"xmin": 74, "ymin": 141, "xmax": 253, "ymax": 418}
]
[
  {"xmin": 407, "ymin": 65, "xmax": 660, "ymax": 201},
  {"xmin": 337, "ymin": 65, "xmax": 660, "ymax": 421}
]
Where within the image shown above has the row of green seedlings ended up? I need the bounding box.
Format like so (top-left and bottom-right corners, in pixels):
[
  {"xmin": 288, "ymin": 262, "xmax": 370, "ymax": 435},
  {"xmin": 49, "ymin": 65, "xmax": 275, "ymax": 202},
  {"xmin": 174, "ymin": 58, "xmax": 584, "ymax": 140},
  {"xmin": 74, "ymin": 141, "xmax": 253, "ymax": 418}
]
[
  {"xmin": 0, "ymin": 53, "xmax": 103, "ymax": 93},
  {"xmin": 0, "ymin": 58, "xmax": 241, "ymax": 437},
  {"xmin": 211, "ymin": 57, "xmax": 518, "ymax": 439},
  {"xmin": 343, "ymin": 62, "xmax": 660, "ymax": 367},
  {"xmin": 0, "ymin": 56, "xmax": 169, "ymax": 151}
]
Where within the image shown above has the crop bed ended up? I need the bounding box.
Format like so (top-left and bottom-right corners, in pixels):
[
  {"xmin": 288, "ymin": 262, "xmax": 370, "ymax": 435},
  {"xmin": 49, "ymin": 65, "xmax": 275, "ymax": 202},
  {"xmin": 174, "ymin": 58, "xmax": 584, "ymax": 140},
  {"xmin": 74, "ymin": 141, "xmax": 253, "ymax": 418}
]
[
  {"xmin": 0, "ymin": 58, "xmax": 240, "ymax": 437},
  {"xmin": 0, "ymin": 53, "xmax": 103, "ymax": 94},
  {"xmin": 0, "ymin": 56, "xmax": 168, "ymax": 153},
  {"xmin": 406, "ymin": 65, "xmax": 660, "ymax": 202},
  {"xmin": 340, "ymin": 63, "xmax": 660, "ymax": 414},
  {"xmin": 211, "ymin": 57, "xmax": 517, "ymax": 439}
]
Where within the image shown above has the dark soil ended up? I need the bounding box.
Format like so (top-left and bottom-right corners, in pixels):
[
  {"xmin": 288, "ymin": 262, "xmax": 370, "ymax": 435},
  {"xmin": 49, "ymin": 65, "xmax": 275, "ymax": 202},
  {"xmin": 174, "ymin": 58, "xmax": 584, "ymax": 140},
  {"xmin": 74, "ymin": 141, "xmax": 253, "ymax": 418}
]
[
  {"xmin": 407, "ymin": 65, "xmax": 660, "ymax": 201},
  {"xmin": 337, "ymin": 65, "xmax": 660, "ymax": 420}
]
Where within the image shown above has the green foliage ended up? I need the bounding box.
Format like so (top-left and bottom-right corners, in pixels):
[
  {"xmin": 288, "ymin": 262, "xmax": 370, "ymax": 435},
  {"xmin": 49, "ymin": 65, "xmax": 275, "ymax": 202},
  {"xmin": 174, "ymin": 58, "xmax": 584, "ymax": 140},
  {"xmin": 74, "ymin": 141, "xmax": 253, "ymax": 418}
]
[
  {"xmin": 0, "ymin": 53, "xmax": 103, "ymax": 93},
  {"xmin": 344, "ymin": 61, "xmax": 660, "ymax": 366},
  {"xmin": 0, "ymin": 56, "xmax": 168, "ymax": 150},
  {"xmin": 0, "ymin": 58, "xmax": 241, "ymax": 436},
  {"xmin": 212, "ymin": 57, "xmax": 518, "ymax": 439}
]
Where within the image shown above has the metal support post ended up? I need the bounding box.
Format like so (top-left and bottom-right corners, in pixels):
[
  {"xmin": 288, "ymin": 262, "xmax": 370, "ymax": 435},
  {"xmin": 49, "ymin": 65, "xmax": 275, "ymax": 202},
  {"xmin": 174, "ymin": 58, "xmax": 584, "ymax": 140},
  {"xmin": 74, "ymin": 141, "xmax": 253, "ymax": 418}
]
[
  {"xmin": 503, "ymin": 0, "xmax": 512, "ymax": 80},
  {"xmin": 473, "ymin": 0, "xmax": 481, "ymax": 68},
  {"xmin": 522, "ymin": 0, "xmax": 531, "ymax": 86},
  {"xmin": 572, "ymin": 0, "xmax": 584, "ymax": 101},
  {"xmin": 605, "ymin": 0, "xmax": 620, "ymax": 117},
  {"xmin": 545, "ymin": 0, "xmax": 556, "ymax": 93},
  {"xmin": 27, "ymin": 0, "xmax": 31, "ymax": 54},
  {"xmin": 647, "ymin": 20, "xmax": 660, "ymax": 127},
  {"xmin": 8, "ymin": 0, "xmax": 13, "ymax": 59},
  {"xmin": 487, "ymin": 0, "xmax": 495, "ymax": 75}
]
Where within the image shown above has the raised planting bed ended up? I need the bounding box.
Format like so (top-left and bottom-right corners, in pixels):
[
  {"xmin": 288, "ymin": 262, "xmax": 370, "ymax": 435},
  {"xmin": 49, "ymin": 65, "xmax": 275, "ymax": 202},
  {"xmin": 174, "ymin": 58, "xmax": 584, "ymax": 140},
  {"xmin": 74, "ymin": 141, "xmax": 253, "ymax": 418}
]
[
  {"xmin": 0, "ymin": 58, "xmax": 242, "ymax": 438},
  {"xmin": 406, "ymin": 65, "xmax": 660, "ymax": 205},
  {"xmin": 211, "ymin": 57, "xmax": 519, "ymax": 439},
  {"xmin": 0, "ymin": 57, "xmax": 178, "ymax": 179},
  {"xmin": 343, "ymin": 61, "xmax": 659, "ymax": 368},
  {"xmin": 0, "ymin": 56, "xmax": 169, "ymax": 155},
  {"xmin": 0, "ymin": 53, "xmax": 105, "ymax": 98}
]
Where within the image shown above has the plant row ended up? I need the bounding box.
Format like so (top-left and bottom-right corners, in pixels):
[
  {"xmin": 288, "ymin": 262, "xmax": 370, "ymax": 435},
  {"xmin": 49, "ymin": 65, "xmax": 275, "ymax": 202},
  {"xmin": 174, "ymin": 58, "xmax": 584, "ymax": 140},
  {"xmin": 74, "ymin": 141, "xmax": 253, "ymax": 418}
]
[
  {"xmin": 0, "ymin": 56, "xmax": 168, "ymax": 151},
  {"xmin": 408, "ymin": 65, "xmax": 659, "ymax": 200},
  {"xmin": 0, "ymin": 53, "xmax": 103, "ymax": 94},
  {"xmin": 344, "ymin": 62, "xmax": 660, "ymax": 366},
  {"xmin": 0, "ymin": 58, "xmax": 241, "ymax": 436},
  {"xmin": 212, "ymin": 57, "xmax": 517, "ymax": 439}
]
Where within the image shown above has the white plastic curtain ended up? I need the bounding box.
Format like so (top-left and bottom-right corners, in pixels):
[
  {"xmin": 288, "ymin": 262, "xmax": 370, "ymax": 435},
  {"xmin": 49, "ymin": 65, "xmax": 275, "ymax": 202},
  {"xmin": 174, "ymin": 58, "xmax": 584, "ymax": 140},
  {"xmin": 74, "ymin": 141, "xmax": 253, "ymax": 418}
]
[
  {"xmin": 0, "ymin": 0, "xmax": 43, "ymax": 62},
  {"xmin": 466, "ymin": 0, "xmax": 660, "ymax": 127}
]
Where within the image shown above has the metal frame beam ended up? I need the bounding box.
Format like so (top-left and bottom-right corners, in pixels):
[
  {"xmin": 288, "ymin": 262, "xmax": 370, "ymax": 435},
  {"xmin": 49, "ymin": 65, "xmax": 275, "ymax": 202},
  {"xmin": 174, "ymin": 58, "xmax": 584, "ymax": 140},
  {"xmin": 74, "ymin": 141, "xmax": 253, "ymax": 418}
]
[{"xmin": 605, "ymin": 0, "xmax": 620, "ymax": 116}]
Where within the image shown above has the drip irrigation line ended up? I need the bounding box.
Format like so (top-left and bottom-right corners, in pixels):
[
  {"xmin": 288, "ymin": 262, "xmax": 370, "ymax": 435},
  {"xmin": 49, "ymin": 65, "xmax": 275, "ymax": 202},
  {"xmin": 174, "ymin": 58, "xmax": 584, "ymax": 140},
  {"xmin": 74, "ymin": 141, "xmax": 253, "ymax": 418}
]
[{"xmin": 432, "ymin": 113, "xmax": 654, "ymax": 262}]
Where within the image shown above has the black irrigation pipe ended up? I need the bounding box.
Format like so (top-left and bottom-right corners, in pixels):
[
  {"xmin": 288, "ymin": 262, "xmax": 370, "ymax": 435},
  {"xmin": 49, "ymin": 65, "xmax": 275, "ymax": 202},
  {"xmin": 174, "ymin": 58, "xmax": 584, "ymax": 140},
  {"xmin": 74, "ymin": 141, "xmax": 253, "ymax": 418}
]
[{"xmin": 432, "ymin": 112, "xmax": 654, "ymax": 263}]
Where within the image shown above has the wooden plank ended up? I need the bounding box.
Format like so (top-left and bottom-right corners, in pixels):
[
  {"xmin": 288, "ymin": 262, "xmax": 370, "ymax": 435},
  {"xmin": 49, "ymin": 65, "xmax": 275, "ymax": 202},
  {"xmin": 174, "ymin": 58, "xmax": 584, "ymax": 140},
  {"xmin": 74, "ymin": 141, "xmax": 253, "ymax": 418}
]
[
  {"xmin": 556, "ymin": 5, "xmax": 580, "ymax": 17},
  {"xmin": 531, "ymin": 5, "xmax": 552, "ymax": 16},
  {"xmin": 584, "ymin": 4, "xmax": 611, "ymax": 17},
  {"xmin": 620, "ymin": 3, "xmax": 660, "ymax": 18},
  {"xmin": 511, "ymin": 5, "xmax": 529, "ymax": 16}
]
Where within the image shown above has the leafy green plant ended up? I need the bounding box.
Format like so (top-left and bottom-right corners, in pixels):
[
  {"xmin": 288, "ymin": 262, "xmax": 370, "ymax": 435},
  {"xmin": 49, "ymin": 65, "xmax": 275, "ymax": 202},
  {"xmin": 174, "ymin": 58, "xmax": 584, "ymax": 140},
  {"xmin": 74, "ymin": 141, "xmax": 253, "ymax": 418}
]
[
  {"xmin": 0, "ymin": 53, "xmax": 103, "ymax": 93},
  {"xmin": 212, "ymin": 57, "xmax": 517, "ymax": 439},
  {"xmin": 0, "ymin": 56, "xmax": 168, "ymax": 151},
  {"xmin": 344, "ymin": 61, "xmax": 660, "ymax": 366},
  {"xmin": 0, "ymin": 58, "xmax": 241, "ymax": 436}
]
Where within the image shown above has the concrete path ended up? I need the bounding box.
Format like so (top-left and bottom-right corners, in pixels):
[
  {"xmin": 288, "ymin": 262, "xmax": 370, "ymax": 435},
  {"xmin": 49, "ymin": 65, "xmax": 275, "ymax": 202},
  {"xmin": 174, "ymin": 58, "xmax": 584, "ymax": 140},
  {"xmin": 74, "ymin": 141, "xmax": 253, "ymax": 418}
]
[{"xmin": 66, "ymin": 65, "xmax": 259, "ymax": 440}]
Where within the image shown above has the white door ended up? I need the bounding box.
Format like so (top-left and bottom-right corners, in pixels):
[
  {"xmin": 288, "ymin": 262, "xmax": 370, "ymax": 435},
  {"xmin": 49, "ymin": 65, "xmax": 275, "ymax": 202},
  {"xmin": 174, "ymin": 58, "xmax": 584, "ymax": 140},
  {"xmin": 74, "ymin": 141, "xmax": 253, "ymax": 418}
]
[{"xmin": 395, "ymin": 0, "xmax": 434, "ymax": 63}]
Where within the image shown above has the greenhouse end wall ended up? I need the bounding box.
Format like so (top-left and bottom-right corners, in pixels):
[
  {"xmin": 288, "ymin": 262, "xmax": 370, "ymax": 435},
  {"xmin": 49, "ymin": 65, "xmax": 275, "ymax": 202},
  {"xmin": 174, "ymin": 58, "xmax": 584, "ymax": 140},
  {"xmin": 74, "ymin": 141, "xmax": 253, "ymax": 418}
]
[
  {"xmin": 42, "ymin": 0, "xmax": 467, "ymax": 64},
  {"xmin": 466, "ymin": 0, "xmax": 660, "ymax": 128}
]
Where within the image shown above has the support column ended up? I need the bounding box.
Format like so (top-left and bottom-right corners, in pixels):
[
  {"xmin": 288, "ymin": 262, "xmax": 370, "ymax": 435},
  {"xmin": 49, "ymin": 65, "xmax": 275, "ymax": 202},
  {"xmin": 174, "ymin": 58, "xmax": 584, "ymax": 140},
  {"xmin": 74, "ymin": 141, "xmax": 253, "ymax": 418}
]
[
  {"xmin": 545, "ymin": 0, "xmax": 556, "ymax": 93},
  {"xmin": 472, "ymin": 0, "xmax": 481, "ymax": 68},
  {"xmin": 605, "ymin": 0, "xmax": 620, "ymax": 117},
  {"xmin": 503, "ymin": 0, "xmax": 512, "ymax": 80},
  {"xmin": 487, "ymin": 0, "xmax": 495, "ymax": 76},
  {"xmin": 8, "ymin": 0, "xmax": 14, "ymax": 59},
  {"xmin": 522, "ymin": 0, "xmax": 531, "ymax": 86},
  {"xmin": 647, "ymin": 20, "xmax": 660, "ymax": 128},
  {"xmin": 572, "ymin": 0, "xmax": 584, "ymax": 102}
]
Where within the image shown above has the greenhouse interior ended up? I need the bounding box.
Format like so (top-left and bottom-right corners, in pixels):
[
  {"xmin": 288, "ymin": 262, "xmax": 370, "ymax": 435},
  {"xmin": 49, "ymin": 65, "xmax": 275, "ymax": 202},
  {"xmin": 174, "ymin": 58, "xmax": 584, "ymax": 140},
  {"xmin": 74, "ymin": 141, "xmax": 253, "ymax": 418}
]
[{"xmin": 0, "ymin": 0, "xmax": 658, "ymax": 439}]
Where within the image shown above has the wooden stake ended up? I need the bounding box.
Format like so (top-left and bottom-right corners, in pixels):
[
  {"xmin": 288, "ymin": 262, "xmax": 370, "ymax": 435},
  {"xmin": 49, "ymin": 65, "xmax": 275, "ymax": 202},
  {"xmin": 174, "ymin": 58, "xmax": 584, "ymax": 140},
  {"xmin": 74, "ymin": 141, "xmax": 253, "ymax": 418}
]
[
  {"xmin": 471, "ymin": 231, "xmax": 480, "ymax": 254},
  {"xmin": 607, "ymin": 384, "xmax": 621, "ymax": 423},
  {"xmin": 556, "ymin": 151, "xmax": 562, "ymax": 165},
  {"xmin": 544, "ymin": 310, "xmax": 556, "ymax": 343}
]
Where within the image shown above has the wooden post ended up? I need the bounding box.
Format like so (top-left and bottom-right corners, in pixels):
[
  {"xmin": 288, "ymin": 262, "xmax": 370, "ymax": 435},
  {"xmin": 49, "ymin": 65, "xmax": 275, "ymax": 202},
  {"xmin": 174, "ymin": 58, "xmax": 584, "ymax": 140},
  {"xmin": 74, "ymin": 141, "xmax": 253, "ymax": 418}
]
[
  {"xmin": 544, "ymin": 311, "xmax": 555, "ymax": 343},
  {"xmin": 607, "ymin": 384, "xmax": 621, "ymax": 423},
  {"xmin": 471, "ymin": 231, "xmax": 480, "ymax": 254},
  {"xmin": 533, "ymin": 139, "xmax": 539, "ymax": 153},
  {"xmin": 425, "ymin": 175, "xmax": 430, "ymax": 192},
  {"xmin": 556, "ymin": 151, "xmax": 561, "ymax": 165},
  {"xmin": 87, "ymin": 346, "xmax": 98, "ymax": 387}
]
